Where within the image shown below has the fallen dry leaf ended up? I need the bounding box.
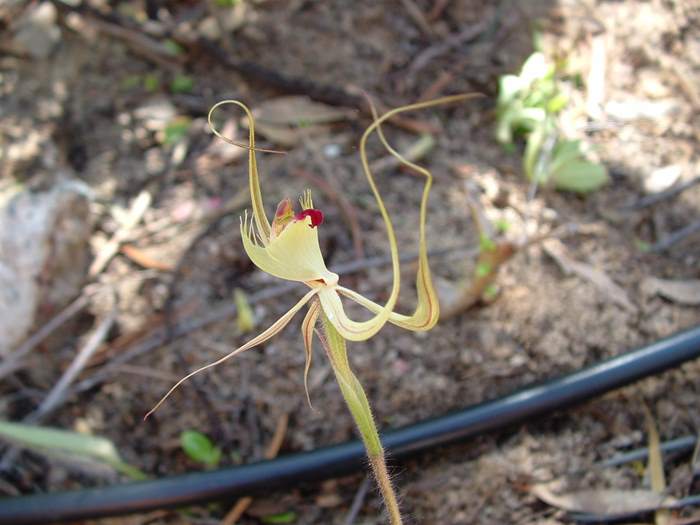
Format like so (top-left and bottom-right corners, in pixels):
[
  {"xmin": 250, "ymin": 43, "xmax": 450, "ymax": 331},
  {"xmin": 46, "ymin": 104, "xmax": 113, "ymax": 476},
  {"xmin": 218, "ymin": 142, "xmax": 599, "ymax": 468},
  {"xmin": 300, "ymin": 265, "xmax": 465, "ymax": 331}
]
[
  {"xmin": 642, "ymin": 277, "xmax": 700, "ymax": 306},
  {"xmin": 243, "ymin": 96, "xmax": 354, "ymax": 146},
  {"xmin": 532, "ymin": 482, "xmax": 675, "ymax": 516},
  {"xmin": 543, "ymin": 238, "xmax": 636, "ymax": 312},
  {"xmin": 644, "ymin": 405, "xmax": 671, "ymax": 525},
  {"xmin": 253, "ymin": 96, "xmax": 355, "ymax": 126}
]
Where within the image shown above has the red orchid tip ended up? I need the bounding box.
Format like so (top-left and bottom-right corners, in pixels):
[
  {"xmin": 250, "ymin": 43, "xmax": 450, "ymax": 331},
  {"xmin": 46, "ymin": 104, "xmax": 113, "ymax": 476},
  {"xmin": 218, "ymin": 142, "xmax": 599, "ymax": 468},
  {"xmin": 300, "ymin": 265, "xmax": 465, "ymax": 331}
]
[{"xmin": 295, "ymin": 209, "xmax": 324, "ymax": 228}]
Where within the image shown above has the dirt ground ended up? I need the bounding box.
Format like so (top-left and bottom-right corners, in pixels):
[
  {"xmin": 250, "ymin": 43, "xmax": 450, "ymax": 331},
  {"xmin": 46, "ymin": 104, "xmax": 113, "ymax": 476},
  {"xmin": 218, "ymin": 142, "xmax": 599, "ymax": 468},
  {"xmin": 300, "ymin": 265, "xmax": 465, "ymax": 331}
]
[{"xmin": 1, "ymin": 0, "xmax": 699, "ymax": 524}]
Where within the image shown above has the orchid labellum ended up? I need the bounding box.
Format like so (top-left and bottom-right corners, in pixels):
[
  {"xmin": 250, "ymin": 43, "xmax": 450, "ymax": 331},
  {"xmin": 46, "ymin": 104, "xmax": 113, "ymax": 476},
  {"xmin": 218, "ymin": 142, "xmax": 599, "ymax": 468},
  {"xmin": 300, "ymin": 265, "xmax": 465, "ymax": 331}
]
[{"xmin": 147, "ymin": 95, "xmax": 475, "ymax": 524}]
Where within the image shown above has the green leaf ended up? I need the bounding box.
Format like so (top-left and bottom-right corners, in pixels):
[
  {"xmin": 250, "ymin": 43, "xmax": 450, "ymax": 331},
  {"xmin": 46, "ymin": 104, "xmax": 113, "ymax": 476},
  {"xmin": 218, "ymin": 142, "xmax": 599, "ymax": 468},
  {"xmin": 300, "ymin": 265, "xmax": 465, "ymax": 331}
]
[
  {"xmin": 497, "ymin": 74, "xmax": 524, "ymax": 107},
  {"xmin": 215, "ymin": 0, "xmax": 240, "ymax": 5},
  {"xmin": 262, "ymin": 511, "xmax": 297, "ymax": 523},
  {"xmin": 0, "ymin": 421, "xmax": 146, "ymax": 479},
  {"xmin": 475, "ymin": 262, "xmax": 492, "ymax": 278},
  {"xmin": 234, "ymin": 288, "xmax": 256, "ymax": 333},
  {"xmin": 121, "ymin": 75, "xmax": 141, "ymax": 90},
  {"xmin": 523, "ymin": 122, "xmax": 547, "ymax": 182},
  {"xmin": 494, "ymin": 218, "xmax": 511, "ymax": 233},
  {"xmin": 520, "ymin": 52, "xmax": 549, "ymax": 85},
  {"xmin": 180, "ymin": 430, "xmax": 221, "ymax": 467},
  {"xmin": 170, "ymin": 74, "xmax": 194, "ymax": 94},
  {"xmin": 479, "ymin": 234, "xmax": 496, "ymax": 253},
  {"xmin": 143, "ymin": 74, "xmax": 160, "ymax": 92},
  {"xmin": 546, "ymin": 92, "xmax": 569, "ymax": 113},
  {"xmin": 163, "ymin": 39, "xmax": 184, "ymax": 56},
  {"xmin": 483, "ymin": 283, "xmax": 499, "ymax": 301},
  {"xmin": 634, "ymin": 238, "xmax": 651, "ymax": 252},
  {"xmin": 548, "ymin": 140, "xmax": 582, "ymax": 174},
  {"xmin": 163, "ymin": 118, "xmax": 191, "ymax": 145},
  {"xmin": 551, "ymin": 159, "xmax": 609, "ymax": 193}
]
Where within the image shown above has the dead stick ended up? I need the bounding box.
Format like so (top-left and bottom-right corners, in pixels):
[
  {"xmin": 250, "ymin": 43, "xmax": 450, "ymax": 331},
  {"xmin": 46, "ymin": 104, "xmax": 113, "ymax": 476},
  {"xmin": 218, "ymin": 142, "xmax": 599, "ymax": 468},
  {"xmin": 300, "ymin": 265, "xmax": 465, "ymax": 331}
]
[
  {"xmin": 625, "ymin": 175, "xmax": 700, "ymax": 210},
  {"xmin": 221, "ymin": 414, "xmax": 289, "ymax": 525},
  {"xmin": 0, "ymin": 292, "xmax": 91, "ymax": 380},
  {"xmin": 0, "ymin": 297, "xmax": 117, "ymax": 471}
]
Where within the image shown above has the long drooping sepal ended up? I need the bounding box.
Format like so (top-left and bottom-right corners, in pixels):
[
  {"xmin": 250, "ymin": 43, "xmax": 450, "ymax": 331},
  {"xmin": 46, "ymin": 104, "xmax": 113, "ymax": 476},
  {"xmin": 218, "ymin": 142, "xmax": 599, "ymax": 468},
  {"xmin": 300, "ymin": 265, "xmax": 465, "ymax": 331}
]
[
  {"xmin": 300, "ymin": 299, "xmax": 321, "ymax": 409},
  {"xmin": 145, "ymin": 288, "xmax": 319, "ymax": 419},
  {"xmin": 208, "ymin": 100, "xmax": 271, "ymax": 243}
]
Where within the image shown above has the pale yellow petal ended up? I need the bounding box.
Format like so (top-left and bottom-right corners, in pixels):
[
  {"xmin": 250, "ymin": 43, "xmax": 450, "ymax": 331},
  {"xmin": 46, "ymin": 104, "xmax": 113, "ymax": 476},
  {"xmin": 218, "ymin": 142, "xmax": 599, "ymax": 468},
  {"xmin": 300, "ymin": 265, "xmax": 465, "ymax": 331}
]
[
  {"xmin": 241, "ymin": 215, "xmax": 338, "ymax": 285},
  {"xmin": 145, "ymin": 288, "xmax": 319, "ymax": 418}
]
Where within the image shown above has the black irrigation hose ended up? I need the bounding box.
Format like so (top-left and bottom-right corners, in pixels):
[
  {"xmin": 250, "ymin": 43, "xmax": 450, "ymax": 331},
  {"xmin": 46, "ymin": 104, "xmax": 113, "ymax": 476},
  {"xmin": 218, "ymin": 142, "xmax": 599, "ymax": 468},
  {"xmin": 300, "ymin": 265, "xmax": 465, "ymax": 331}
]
[{"xmin": 2, "ymin": 325, "xmax": 700, "ymax": 524}]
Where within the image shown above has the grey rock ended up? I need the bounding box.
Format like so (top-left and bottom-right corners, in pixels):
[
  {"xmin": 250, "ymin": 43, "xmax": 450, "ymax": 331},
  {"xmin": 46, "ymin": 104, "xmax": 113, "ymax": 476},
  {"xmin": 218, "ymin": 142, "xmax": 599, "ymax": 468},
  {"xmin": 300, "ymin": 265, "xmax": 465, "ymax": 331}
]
[
  {"xmin": 0, "ymin": 178, "xmax": 92, "ymax": 355},
  {"xmin": 12, "ymin": 3, "xmax": 62, "ymax": 60}
]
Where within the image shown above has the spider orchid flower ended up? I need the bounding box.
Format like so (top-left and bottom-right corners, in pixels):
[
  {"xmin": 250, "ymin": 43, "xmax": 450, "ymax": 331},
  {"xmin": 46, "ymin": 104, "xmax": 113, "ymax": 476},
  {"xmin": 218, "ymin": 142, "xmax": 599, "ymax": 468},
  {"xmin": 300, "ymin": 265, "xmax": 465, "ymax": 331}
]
[{"xmin": 146, "ymin": 95, "xmax": 474, "ymax": 418}]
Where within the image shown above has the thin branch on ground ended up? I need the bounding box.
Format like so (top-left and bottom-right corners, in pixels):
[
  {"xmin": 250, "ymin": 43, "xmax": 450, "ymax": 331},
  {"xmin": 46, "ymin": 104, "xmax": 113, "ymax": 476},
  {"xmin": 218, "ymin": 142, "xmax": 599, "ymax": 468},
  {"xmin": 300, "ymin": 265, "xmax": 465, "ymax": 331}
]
[
  {"xmin": 343, "ymin": 476, "xmax": 372, "ymax": 525},
  {"xmin": 625, "ymin": 175, "xmax": 700, "ymax": 210},
  {"xmin": 0, "ymin": 293, "xmax": 91, "ymax": 380},
  {"xmin": 221, "ymin": 414, "xmax": 289, "ymax": 525},
  {"xmin": 407, "ymin": 14, "xmax": 494, "ymax": 77},
  {"xmin": 650, "ymin": 219, "xmax": 700, "ymax": 252},
  {"xmin": 0, "ymin": 292, "xmax": 117, "ymax": 471},
  {"xmin": 400, "ymin": 0, "xmax": 436, "ymax": 37},
  {"xmin": 30, "ymin": 296, "xmax": 117, "ymax": 421},
  {"xmin": 89, "ymin": 191, "xmax": 152, "ymax": 277}
]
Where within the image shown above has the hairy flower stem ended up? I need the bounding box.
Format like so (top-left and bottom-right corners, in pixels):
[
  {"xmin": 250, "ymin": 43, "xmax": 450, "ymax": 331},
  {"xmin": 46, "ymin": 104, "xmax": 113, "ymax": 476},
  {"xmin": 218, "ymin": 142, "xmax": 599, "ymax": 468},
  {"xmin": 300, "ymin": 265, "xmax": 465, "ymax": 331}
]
[{"xmin": 320, "ymin": 312, "xmax": 403, "ymax": 525}]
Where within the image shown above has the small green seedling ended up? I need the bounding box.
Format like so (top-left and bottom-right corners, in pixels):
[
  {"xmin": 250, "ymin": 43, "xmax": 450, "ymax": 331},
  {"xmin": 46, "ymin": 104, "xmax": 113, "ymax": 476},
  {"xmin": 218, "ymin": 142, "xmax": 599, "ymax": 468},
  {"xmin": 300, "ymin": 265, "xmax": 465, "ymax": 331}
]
[
  {"xmin": 496, "ymin": 50, "xmax": 608, "ymax": 194},
  {"xmin": 143, "ymin": 74, "xmax": 160, "ymax": 92},
  {"xmin": 170, "ymin": 74, "xmax": 194, "ymax": 94},
  {"xmin": 180, "ymin": 430, "xmax": 222, "ymax": 468},
  {"xmin": 262, "ymin": 511, "xmax": 297, "ymax": 524},
  {"xmin": 163, "ymin": 39, "xmax": 184, "ymax": 57},
  {"xmin": 234, "ymin": 288, "xmax": 256, "ymax": 333},
  {"xmin": 162, "ymin": 117, "xmax": 192, "ymax": 146}
]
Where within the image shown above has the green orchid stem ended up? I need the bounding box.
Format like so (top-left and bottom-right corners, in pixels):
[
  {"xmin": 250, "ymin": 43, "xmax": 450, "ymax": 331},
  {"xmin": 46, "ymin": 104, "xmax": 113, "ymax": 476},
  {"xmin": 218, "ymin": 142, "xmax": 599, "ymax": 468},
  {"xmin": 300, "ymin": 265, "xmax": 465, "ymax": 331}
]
[{"xmin": 320, "ymin": 312, "xmax": 403, "ymax": 525}]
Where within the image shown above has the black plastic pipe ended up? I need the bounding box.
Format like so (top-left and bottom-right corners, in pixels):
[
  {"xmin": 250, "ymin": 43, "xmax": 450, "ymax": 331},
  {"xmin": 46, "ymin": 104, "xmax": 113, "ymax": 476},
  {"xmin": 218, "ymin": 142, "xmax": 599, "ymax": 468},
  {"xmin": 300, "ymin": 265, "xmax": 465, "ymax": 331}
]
[{"xmin": 2, "ymin": 325, "xmax": 700, "ymax": 524}]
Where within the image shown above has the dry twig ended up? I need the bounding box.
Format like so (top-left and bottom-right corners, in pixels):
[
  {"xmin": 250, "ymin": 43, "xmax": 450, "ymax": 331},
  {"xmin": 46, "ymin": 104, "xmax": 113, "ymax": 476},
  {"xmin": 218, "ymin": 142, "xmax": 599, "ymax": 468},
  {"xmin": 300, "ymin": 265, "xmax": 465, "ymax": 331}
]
[
  {"xmin": 90, "ymin": 191, "xmax": 152, "ymax": 277},
  {"xmin": 221, "ymin": 414, "xmax": 289, "ymax": 525},
  {"xmin": 0, "ymin": 293, "xmax": 91, "ymax": 379},
  {"xmin": 407, "ymin": 15, "xmax": 493, "ymax": 77},
  {"xmin": 0, "ymin": 292, "xmax": 117, "ymax": 471},
  {"xmin": 625, "ymin": 175, "xmax": 700, "ymax": 210},
  {"xmin": 651, "ymin": 220, "xmax": 700, "ymax": 253},
  {"xmin": 343, "ymin": 476, "xmax": 372, "ymax": 525}
]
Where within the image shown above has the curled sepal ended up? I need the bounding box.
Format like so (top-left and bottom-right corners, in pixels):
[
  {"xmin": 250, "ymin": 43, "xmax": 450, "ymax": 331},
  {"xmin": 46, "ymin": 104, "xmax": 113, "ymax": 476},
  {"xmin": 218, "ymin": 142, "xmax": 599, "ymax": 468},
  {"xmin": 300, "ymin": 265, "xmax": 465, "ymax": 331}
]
[
  {"xmin": 208, "ymin": 100, "xmax": 271, "ymax": 243},
  {"xmin": 241, "ymin": 212, "xmax": 338, "ymax": 286},
  {"xmin": 145, "ymin": 288, "xmax": 319, "ymax": 419},
  {"xmin": 317, "ymin": 288, "xmax": 392, "ymax": 342},
  {"xmin": 300, "ymin": 299, "xmax": 321, "ymax": 410}
]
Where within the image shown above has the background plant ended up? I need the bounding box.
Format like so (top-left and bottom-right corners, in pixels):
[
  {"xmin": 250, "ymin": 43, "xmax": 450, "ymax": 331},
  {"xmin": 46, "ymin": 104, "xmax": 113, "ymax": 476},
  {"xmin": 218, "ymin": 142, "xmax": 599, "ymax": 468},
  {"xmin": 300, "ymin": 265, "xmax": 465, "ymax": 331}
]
[{"xmin": 496, "ymin": 49, "xmax": 609, "ymax": 194}]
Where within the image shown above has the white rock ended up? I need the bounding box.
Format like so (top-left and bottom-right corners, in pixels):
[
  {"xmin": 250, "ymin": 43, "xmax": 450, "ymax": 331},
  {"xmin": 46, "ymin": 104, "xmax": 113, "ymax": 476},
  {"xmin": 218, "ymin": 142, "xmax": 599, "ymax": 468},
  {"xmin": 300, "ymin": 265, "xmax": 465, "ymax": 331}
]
[
  {"xmin": 605, "ymin": 98, "xmax": 676, "ymax": 121},
  {"xmin": 133, "ymin": 98, "xmax": 177, "ymax": 131},
  {"xmin": 644, "ymin": 165, "xmax": 682, "ymax": 194},
  {"xmin": 12, "ymin": 3, "xmax": 61, "ymax": 60},
  {"xmin": 0, "ymin": 179, "xmax": 92, "ymax": 355}
]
